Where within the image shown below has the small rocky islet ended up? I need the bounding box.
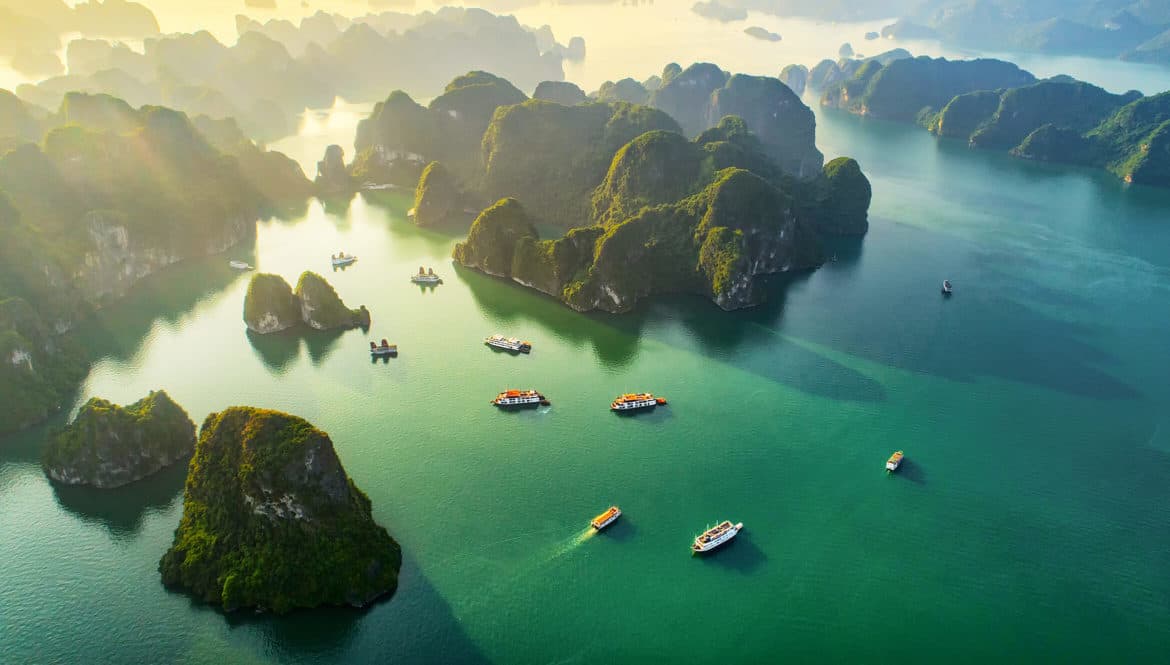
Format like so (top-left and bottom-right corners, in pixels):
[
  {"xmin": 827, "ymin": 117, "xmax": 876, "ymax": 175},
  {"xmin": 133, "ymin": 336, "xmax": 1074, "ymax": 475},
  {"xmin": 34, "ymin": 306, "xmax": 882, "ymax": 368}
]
[
  {"xmin": 158, "ymin": 407, "xmax": 401, "ymax": 614},
  {"xmin": 41, "ymin": 390, "xmax": 196, "ymax": 488},
  {"xmin": 243, "ymin": 271, "xmax": 370, "ymax": 334}
]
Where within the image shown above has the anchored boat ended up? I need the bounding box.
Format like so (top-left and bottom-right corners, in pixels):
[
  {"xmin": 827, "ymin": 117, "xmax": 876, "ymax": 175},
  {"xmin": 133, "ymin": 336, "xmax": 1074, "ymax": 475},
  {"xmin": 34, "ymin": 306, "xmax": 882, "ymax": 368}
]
[
  {"xmin": 491, "ymin": 389, "xmax": 549, "ymax": 408},
  {"xmin": 611, "ymin": 393, "xmax": 667, "ymax": 412},
  {"xmin": 942, "ymin": 279, "xmax": 953, "ymax": 295},
  {"xmin": 331, "ymin": 252, "xmax": 357, "ymax": 267},
  {"xmin": 229, "ymin": 260, "xmax": 253, "ymax": 271},
  {"xmin": 886, "ymin": 450, "xmax": 904, "ymax": 472},
  {"xmin": 411, "ymin": 266, "xmax": 442, "ymax": 284},
  {"xmin": 485, "ymin": 334, "xmax": 531, "ymax": 353},
  {"xmin": 692, "ymin": 521, "xmax": 743, "ymax": 554},
  {"xmin": 370, "ymin": 339, "xmax": 397, "ymax": 357},
  {"xmin": 591, "ymin": 506, "xmax": 622, "ymax": 531}
]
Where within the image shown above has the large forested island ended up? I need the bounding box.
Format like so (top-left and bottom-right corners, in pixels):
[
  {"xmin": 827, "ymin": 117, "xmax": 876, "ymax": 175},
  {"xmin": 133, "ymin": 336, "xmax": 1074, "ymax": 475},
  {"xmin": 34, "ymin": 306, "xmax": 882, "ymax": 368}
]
[
  {"xmin": 333, "ymin": 64, "xmax": 870, "ymax": 313},
  {"xmin": 42, "ymin": 390, "xmax": 196, "ymax": 488},
  {"xmin": 0, "ymin": 89, "xmax": 312, "ymax": 434},
  {"xmin": 159, "ymin": 407, "xmax": 401, "ymax": 614},
  {"xmin": 804, "ymin": 54, "xmax": 1170, "ymax": 188}
]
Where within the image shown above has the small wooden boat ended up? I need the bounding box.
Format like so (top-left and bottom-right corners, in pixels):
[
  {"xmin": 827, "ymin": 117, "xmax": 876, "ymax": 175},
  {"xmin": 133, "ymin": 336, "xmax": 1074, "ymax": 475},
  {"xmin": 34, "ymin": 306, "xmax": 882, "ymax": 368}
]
[
  {"xmin": 591, "ymin": 506, "xmax": 622, "ymax": 531},
  {"xmin": 229, "ymin": 260, "xmax": 253, "ymax": 270},
  {"xmin": 370, "ymin": 339, "xmax": 397, "ymax": 357},
  {"xmin": 886, "ymin": 450, "xmax": 904, "ymax": 472}
]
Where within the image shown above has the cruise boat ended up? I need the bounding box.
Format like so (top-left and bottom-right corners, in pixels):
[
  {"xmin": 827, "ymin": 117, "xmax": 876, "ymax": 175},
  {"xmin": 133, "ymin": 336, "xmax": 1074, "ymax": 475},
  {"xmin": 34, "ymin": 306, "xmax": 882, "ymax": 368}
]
[
  {"xmin": 485, "ymin": 334, "xmax": 532, "ymax": 353},
  {"xmin": 370, "ymin": 339, "xmax": 398, "ymax": 357},
  {"xmin": 611, "ymin": 393, "xmax": 667, "ymax": 412},
  {"xmin": 691, "ymin": 521, "xmax": 743, "ymax": 554},
  {"xmin": 591, "ymin": 506, "xmax": 622, "ymax": 531},
  {"xmin": 331, "ymin": 252, "xmax": 357, "ymax": 267},
  {"xmin": 491, "ymin": 389, "xmax": 549, "ymax": 408},
  {"xmin": 942, "ymin": 279, "xmax": 953, "ymax": 295},
  {"xmin": 411, "ymin": 266, "xmax": 442, "ymax": 284},
  {"xmin": 229, "ymin": 260, "xmax": 253, "ymax": 271},
  {"xmin": 886, "ymin": 450, "xmax": 904, "ymax": 472}
]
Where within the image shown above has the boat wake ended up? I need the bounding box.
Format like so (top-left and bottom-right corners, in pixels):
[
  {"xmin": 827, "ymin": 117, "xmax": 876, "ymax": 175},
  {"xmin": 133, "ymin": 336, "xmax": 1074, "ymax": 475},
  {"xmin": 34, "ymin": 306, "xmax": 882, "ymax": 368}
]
[{"xmin": 547, "ymin": 528, "xmax": 597, "ymax": 561}]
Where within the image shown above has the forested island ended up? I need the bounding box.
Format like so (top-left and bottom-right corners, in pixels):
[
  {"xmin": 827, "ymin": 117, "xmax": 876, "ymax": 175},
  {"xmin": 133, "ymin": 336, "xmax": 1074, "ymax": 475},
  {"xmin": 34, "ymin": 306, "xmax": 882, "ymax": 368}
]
[
  {"xmin": 159, "ymin": 407, "xmax": 401, "ymax": 613},
  {"xmin": 243, "ymin": 272, "xmax": 371, "ymax": 334},
  {"xmin": 802, "ymin": 54, "xmax": 1170, "ymax": 188},
  {"xmin": 0, "ymin": 90, "xmax": 312, "ymax": 434},
  {"xmin": 325, "ymin": 64, "xmax": 871, "ymax": 313},
  {"xmin": 42, "ymin": 390, "xmax": 196, "ymax": 488}
]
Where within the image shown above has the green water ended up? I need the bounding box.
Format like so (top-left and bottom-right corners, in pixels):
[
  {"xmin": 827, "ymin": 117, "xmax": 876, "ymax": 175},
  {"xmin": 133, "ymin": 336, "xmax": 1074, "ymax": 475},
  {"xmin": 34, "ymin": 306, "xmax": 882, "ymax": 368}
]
[{"xmin": 5, "ymin": 106, "xmax": 1170, "ymax": 662}]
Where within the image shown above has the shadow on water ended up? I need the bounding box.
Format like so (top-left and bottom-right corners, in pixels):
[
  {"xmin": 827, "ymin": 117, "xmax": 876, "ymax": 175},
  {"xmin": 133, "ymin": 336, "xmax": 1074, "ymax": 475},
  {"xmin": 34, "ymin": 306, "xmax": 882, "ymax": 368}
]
[
  {"xmin": 246, "ymin": 327, "xmax": 355, "ymax": 373},
  {"xmin": 598, "ymin": 516, "xmax": 638, "ymax": 543},
  {"xmin": 893, "ymin": 458, "xmax": 926, "ymax": 485},
  {"xmin": 50, "ymin": 460, "xmax": 187, "ymax": 538},
  {"xmin": 696, "ymin": 531, "xmax": 767, "ymax": 574},
  {"xmin": 212, "ymin": 554, "xmax": 490, "ymax": 664}
]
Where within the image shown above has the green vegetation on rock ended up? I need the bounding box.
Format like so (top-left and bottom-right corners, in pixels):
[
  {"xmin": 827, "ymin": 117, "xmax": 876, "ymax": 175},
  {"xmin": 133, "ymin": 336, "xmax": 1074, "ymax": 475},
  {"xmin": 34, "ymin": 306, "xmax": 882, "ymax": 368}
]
[
  {"xmin": 243, "ymin": 273, "xmax": 300, "ymax": 334},
  {"xmin": 244, "ymin": 272, "xmax": 369, "ymax": 334},
  {"xmin": 533, "ymin": 80, "xmax": 587, "ymax": 106},
  {"xmin": 816, "ymin": 158, "xmax": 873, "ymax": 235},
  {"xmin": 294, "ymin": 272, "xmax": 370, "ymax": 330},
  {"xmin": 42, "ymin": 390, "xmax": 196, "ymax": 488},
  {"xmin": 412, "ymin": 161, "xmax": 462, "ymax": 227},
  {"xmin": 0, "ymin": 296, "xmax": 88, "ymax": 435},
  {"xmin": 158, "ymin": 407, "xmax": 401, "ymax": 614}
]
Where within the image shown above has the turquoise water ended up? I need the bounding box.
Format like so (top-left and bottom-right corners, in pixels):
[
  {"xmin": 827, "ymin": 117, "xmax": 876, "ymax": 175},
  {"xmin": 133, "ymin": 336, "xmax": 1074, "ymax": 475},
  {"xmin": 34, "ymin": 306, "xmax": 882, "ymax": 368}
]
[
  {"xmin": 4, "ymin": 106, "xmax": 1170, "ymax": 662},
  {"xmin": 8, "ymin": 4, "xmax": 1170, "ymax": 657}
]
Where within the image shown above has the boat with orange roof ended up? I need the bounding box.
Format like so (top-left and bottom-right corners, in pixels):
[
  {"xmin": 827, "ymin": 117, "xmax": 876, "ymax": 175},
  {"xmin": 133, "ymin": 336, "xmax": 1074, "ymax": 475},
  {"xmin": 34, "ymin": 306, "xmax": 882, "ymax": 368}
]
[
  {"xmin": 591, "ymin": 506, "xmax": 621, "ymax": 531},
  {"xmin": 491, "ymin": 389, "xmax": 549, "ymax": 408},
  {"xmin": 610, "ymin": 393, "xmax": 667, "ymax": 413},
  {"xmin": 886, "ymin": 450, "xmax": 904, "ymax": 472}
]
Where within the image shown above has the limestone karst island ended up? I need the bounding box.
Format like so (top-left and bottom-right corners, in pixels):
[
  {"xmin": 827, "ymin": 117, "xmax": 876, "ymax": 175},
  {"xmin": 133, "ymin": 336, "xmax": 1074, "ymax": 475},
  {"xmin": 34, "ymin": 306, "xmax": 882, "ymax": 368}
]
[{"xmin": 3, "ymin": 1, "xmax": 1170, "ymax": 663}]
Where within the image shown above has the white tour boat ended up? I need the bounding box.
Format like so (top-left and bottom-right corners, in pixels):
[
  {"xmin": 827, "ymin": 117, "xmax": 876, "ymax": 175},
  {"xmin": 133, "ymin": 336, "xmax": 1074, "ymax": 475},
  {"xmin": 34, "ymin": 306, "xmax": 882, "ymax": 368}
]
[
  {"xmin": 692, "ymin": 520, "xmax": 743, "ymax": 554},
  {"xmin": 369, "ymin": 340, "xmax": 398, "ymax": 357},
  {"xmin": 485, "ymin": 334, "xmax": 531, "ymax": 353},
  {"xmin": 942, "ymin": 279, "xmax": 953, "ymax": 295},
  {"xmin": 611, "ymin": 393, "xmax": 667, "ymax": 412},
  {"xmin": 886, "ymin": 451, "xmax": 904, "ymax": 472},
  {"xmin": 331, "ymin": 253, "xmax": 357, "ymax": 267},
  {"xmin": 491, "ymin": 389, "xmax": 549, "ymax": 408},
  {"xmin": 229, "ymin": 260, "xmax": 253, "ymax": 271},
  {"xmin": 411, "ymin": 266, "xmax": 442, "ymax": 284}
]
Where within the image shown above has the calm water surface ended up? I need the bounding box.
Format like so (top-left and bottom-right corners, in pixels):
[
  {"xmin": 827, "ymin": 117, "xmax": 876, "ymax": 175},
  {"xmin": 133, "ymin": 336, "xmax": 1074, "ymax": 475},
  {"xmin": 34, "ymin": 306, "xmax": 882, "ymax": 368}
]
[{"xmin": 4, "ymin": 8, "xmax": 1170, "ymax": 664}]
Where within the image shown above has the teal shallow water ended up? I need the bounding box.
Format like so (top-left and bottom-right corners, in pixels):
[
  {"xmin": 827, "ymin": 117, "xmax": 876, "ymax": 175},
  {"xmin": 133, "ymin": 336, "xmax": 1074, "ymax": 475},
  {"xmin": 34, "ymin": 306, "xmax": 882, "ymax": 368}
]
[{"xmin": 5, "ymin": 106, "xmax": 1170, "ymax": 663}]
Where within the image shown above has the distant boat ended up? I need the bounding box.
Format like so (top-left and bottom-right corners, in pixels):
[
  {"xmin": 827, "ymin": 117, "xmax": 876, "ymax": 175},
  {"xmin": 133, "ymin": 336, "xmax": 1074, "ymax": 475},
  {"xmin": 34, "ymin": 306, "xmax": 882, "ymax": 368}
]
[
  {"xmin": 229, "ymin": 260, "xmax": 253, "ymax": 271},
  {"xmin": 491, "ymin": 389, "xmax": 549, "ymax": 408},
  {"xmin": 942, "ymin": 279, "xmax": 953, "ymax": 295},
  {"xmin": 485, "ymin": 334, "xmax": 531, "ymax": 354},
  {"xmin": 611, "ymin": 393, "xmax": 667, "ymax": 413},
  {"xmin": 370, "ymin": 339, "xmax": 397, "ymax": 357},
  {"xmin": 591, "ymin": 506, "xmax": 622, "ymax": 531},
  {"xmin": 406, "ymin": 207, "xmax": 416, "ymax": 219},
  {"xmin": 411, "ymin": 266, "xmax": 442, "ymax": 284},
  {"xmin": 692, "ymin": 520, "xmax": 743, "ymax": 554},
  {"xmin": 886, "ymin": 450, "xmax": 904, "ymax": 472},
  {"xmin": 332, "ymin": 253, "xmax": 357, "ymax": 267}
]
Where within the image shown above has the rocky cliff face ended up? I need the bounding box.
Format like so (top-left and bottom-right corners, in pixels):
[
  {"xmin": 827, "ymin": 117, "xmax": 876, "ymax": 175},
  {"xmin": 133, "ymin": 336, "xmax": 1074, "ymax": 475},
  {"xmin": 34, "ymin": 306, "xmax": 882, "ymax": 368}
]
[
  {"xmin": 294, "ymin": 272, "xmax": 370, "ymax": 330},
  {"xmin": 42, "ymin": 390, "xmax": 196, "ymax": 488},
  {"xmin": 244, "ymin": 272, "xmax": 369, "ymax": 333},
  {"xmin": 243, "ymin": 273, "xmax": 300, "ymax": 334},
  {"xmin": 314, "ymin": 144, "xmax": 353, "ymax": 195},
  {"xmin": 412, "ymin": 161, "xmax": 462, "ymax": 227},
  {"xmin": 158, "ymin": 407, "xmax": 401, "ymax": 613}
]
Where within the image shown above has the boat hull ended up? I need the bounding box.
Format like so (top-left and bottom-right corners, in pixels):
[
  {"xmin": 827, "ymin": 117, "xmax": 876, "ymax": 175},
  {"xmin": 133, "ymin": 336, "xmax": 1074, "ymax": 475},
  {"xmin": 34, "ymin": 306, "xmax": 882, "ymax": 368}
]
[
  {"xmin": 591, "ymin": 509, "xmax": 621, "ymax": 531},
  {"xmin": 691, "ymin": 522, "xmax": 742, "ymax": 554}
]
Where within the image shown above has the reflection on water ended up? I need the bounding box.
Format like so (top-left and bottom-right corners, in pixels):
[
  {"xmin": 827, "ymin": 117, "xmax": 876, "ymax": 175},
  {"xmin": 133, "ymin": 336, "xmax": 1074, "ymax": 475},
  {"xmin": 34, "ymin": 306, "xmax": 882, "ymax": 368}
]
[{"xmin": 50, "ymin": 461, "xmax": 187, "ymax": 539}]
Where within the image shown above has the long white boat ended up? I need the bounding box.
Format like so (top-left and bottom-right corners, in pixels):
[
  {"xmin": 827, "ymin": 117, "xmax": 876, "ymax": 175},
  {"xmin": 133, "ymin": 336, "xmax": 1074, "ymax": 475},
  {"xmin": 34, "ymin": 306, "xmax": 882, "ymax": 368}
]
[
  {"xmin": 229, "ymin": 260, "xmax": 253, "ymax": 271},
  {"xmin": 331, "ymin": 253, "xmax": 357, "ymax": 267},
  {"xmin": 411, "ymin": 266, "xmax": 442, "ymax": 284},
  {"xmin": 611, "ymin": 393, "xmax": 667, "ymax": 412},
  {"xmin": 485, "ymin": 334, "xmax": 531, "ymax": 353},
  {"xmin": 692, "ymin": 520, "xmax": 743, "ymax": 554},
  {"xmin": 491, "ymin": 389, "xmax": 548, "ymax": 408}
]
